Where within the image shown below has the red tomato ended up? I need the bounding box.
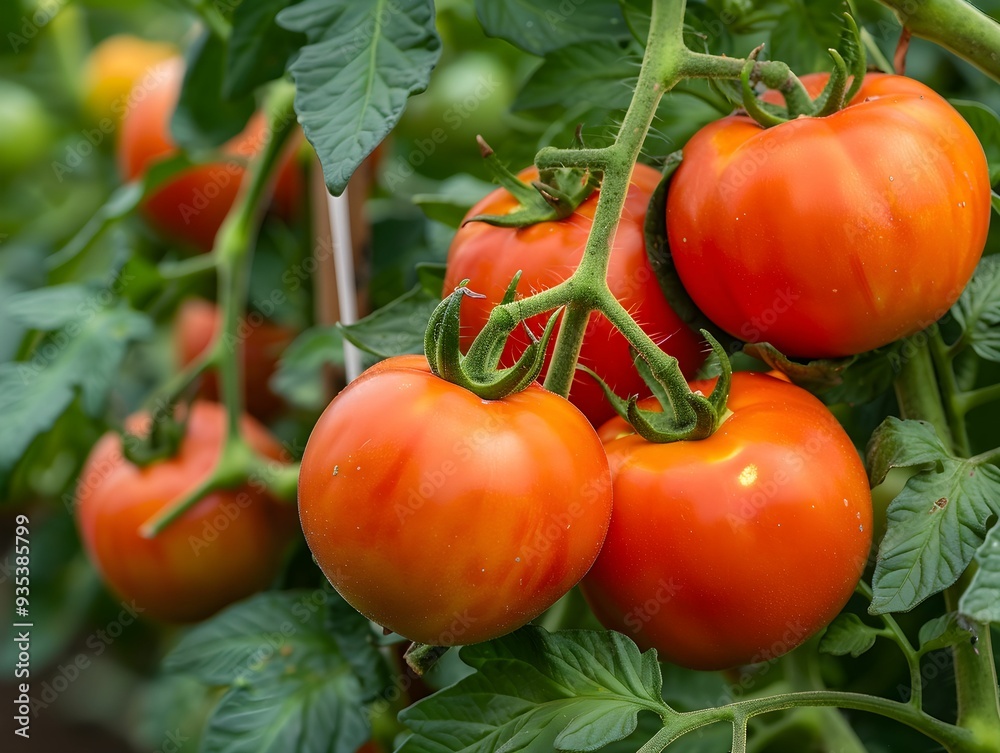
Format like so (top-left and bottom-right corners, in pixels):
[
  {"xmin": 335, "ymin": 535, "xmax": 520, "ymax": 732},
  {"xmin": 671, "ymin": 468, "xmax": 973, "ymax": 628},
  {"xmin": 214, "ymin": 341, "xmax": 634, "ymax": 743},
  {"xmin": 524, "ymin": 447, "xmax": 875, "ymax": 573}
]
[
  {"xmin": 581, "ymin": 372, "xmax": 872, "ymax": 671},
  {"xmin": 75, "ymin": 401, "xmax": 297, "ymax": 623},
  {"xmin": 118, "ymin": 57, "xmax": 303, "ymax": 250},
  {"xmin": 667, "ymin": 73, "xmax": 990, "ymax": 358},
  {"xmin": 174, "ymin": 298, "xmax": 295, "ymax": 420},
  {"xmin": 297, "ymin": 355, "xmax": 613, "ymax": 645},
  {"xmin": 443, "ymin": 164, "xmax": 705, "ymax": 426}
]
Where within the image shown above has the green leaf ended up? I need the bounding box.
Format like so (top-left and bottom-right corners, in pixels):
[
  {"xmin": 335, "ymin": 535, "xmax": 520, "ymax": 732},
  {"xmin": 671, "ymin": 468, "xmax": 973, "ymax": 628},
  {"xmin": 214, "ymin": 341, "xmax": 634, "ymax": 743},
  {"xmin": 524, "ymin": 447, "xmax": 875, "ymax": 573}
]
[
  {"xmin": 951, "ymin": 256, "xmax": 1000, "ymax": 362},
  {"xmin": 416, "ymin": 262, "xmax": 448, "ymax": 298},
  {"xmin": 0, "ymin": 304, "xmax": 152, "ymax": 487},
  {"xmin": 991, "ymin": 190, "xmax": 1000, "ymax": 216},
  {"xmin": 959, "ymin": 522, "xmax": 1000, "ymax": 623},
  {"xmin": 172, "ymin": 31, "xmax": 256, "ymax": 152},
  {"xmin": 819, "ymin": 614, "xmax": 881, "ymax": 658},
  {"xmin": 952, "ymin": 100, "xmax": 1000, "ymax": 185},
  {"xmin": 917, "ymin": 613, "xmax": 972, "ymax": 653},
  {"xmin": 869, "ymin": 456, "xmax": 1000, "ymax": 614},
  {"xmin": 271, "ymin": 326, "xmax": 344, "ymax": 410},
  {"xmin": 225, "ymin": 0, "xmax": 305, "ymax": 99},
  {"xmin": 175, "ymin": 591, "xmax": 388, "ymax": 753},
  {"xmin": 277, "ymin": 0, "xmax": 441, "ymax": 195},
  {"xmin": 866, "ymin": 417, "xmax": 951, "ymax": 487},
  {"xmin": 338, "ymin": 284, "xmax": 440, "ymax": 359},
  {"xmin": 411, "ymin": 174, "xmax": 494, "ymax": 228},
  {"xmin": 475, "ymin": 0, "xmax": 629, "ymax": 56},
  {"xmin": 398, "ymin": 627, "xmax": 669, "ymax": 753},
  {"xmin": 742, "ymin": 342, "xmax": 855, "ymax": 392},
  {"xmin": 768, "ymin": 3, "xmax": 843, "ymax": 74},
  {"xmin": 512, "ymin": 41, "xmax": 639, "ymax": 113},
  {"xmin": 2, "ymin": 284, "xmax": 95, "ymax": 330}
]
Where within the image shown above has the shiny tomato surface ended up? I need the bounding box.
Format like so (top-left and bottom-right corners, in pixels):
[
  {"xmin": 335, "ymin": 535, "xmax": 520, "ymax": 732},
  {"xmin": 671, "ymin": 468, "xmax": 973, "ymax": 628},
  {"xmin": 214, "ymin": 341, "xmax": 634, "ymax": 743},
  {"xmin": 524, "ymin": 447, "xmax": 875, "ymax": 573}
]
[
  {"xmin": 667, "ymin": 73, "xmax": 990, "ymax": 358},
  {"xmin": 444, "ymin": 164, "xmax": 705, "ymax": 426},
  {"xmin": 118, "ymin": 57, "xmax": 302, "ymax": 250},
  {"xmin": 75, "ymin": 401, "xmax": 296, "ymax": 623},
  {"xmin": 583, "ymin": 372, "xmax": 872, "ymax": 670},
  {"xmin": 298, "ymin": 355, "xmax": 613, "ymax": 645}
]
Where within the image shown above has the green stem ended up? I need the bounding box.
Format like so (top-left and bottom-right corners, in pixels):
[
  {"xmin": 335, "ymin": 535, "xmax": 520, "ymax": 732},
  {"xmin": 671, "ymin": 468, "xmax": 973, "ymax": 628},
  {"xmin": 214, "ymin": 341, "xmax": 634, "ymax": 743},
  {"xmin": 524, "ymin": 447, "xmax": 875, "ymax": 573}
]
[
  {"xmin": 944, "ymin": 586, "xmax": 1000, "ymax": 749},
  {"xmin": 929, "ymin": 327, "xmax": 972, "ymax": 457},
  {"xmin": 857, "ymin": 581, "xmax": 924, "ymax": 708},
  {"xmin": 893, "ymin": 336, "xmax": 953, "ymax": 447},
  {"xmin": 159, "ymin": 253, "xmax": 219, "ymax": 280},
  {"xmin": 184, "ymin": 0, "xmax": 232, "ymax": 40},
  {"xmin": 970, "ymin": 446, "xmax": 1000, "ymax": 466},
  {"xmin": 956, "ymin": 382, "xmax": 1000, "ymax": 415},
  {"xmin": 876, "ymin": 0, "xmax": 1000, "ymax": 83},
  {"xmin": 543, "ymin": 303, "xmax": 592, "ymax": 398}
]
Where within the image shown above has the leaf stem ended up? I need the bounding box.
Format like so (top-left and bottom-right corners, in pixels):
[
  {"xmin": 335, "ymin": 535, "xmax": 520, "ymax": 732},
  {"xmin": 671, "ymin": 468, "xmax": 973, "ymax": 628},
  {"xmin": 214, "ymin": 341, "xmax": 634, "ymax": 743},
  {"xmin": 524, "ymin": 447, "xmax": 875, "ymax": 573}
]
[
  {"xmin": 857, "ymin": 579, "xmax": 923, "ymax": 708},
  {"xmin": 944, "ymin": 585, "xmax": 1000, "ymax": 748}
]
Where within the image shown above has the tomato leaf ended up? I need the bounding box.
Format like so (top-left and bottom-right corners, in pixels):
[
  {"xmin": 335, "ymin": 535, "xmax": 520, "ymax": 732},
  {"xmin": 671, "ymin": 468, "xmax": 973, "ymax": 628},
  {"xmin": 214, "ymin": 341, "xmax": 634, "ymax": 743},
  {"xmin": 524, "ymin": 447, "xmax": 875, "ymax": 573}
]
[
  {"xmin": 339, "ymin": 284, "xmax": 440, "ymax": 359},
  {"xmin": 172, "ymin": 31, "xmax": 256, "ymax": 152},
  {"xmin": 952, "ymin": 100, "xmax": 1000, "ymax": 186},
  {"xmin": 512, "ymin": 40, "xmax": 639, "ymax": 113},
  {"xmin": 475, "ymin": 0, "xmax": 629, "ymax": 56},
  {"xmin": 166, "ymin": 590, "xmax": 390, "ymax": 753},
  {"xmin": 819, "ymin": 614, "xmax": 881, "ymax": 658},
  {"xmin": 917, "ymin": 613, "xmax": 973, "ymax": 654},
  {"xmin": 225, "ymin": 0, "xmax": 304, "ymax": 99},
  {"xmin": 2, "ymin": 283, "xmax": 96, "ymax": 330},
  {"xmin": 866, "ymin": 417, "xmax": 951, "ymax": 487},
  {"xmin": 276, "ymin": 0, "xmax": 441, "ymax": 195},
  {"xmin": 0, "ymin": 302, "xmax": 152, "ymax": 489},
  {"xmin": 411, "ymin": 174, "xmax": 494, "ymax": 228},
  {"xmin": 951, "ymin": 255, "xmax": 1000, "ymax": 363},
  {"xmin": 271, "ymin": 326, "xmax": 344, "ymax": 410},
  {"xmin": 866, "ymin": 418, "xmax": 1000, "ymax": 614},
  {"xmin": 768, "ymin": 3, "xmax": 843, "ymax": 75},
  {"xmin": 958, "ymin": 523, "xmax": 1000, "ymax": 623},
  {"xmin": 398, "ymin": 627, "xmax": 671, "ymax": 753}
]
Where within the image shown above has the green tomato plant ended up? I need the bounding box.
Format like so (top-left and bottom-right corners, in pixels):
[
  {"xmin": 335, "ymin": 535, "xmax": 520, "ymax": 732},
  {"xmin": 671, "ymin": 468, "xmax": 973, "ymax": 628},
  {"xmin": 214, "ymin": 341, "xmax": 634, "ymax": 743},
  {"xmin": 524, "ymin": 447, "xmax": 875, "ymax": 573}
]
[{"xmin": 3, "ymin": 1, "xmax": 1000, "ymax": 752}]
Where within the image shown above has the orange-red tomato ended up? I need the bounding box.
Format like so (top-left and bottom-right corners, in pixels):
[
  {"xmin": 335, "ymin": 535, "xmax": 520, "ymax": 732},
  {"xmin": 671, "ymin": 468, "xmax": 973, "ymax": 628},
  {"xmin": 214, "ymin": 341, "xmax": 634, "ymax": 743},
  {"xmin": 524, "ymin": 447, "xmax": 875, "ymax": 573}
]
[
  {"xmin": 75, "ymin": 401, "xmax": 297, "ymax": 623},
  {"xmin": 667, "ymin": 73, "xmax": 990, "ymax": 358},
  {"xmin": 443, "ymin": 164, "xmax": 705, "ymax": 426},
  {"xmin": 174, "ymin": 298, "xmax": 295, "ymax": 420},
  {"xmin": 118, "ymin": 57, "xmax": 302, "ymax": 250},
  {"xmin": 298, "ymin": 355, "xmax": 613, "ymax": 645},
  {"xmin": 82, "ymin": 34, "xmax": 176, "ymax": 124},
  {"xmin": 582, "ymin": 372, "xmax": 872, "ymax": 671}
]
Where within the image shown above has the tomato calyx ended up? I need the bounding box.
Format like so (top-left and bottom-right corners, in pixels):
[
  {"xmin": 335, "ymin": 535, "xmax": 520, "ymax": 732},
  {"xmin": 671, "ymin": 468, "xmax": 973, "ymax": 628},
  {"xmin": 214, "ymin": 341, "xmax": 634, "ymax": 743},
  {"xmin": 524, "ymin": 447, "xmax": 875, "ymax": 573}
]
[
  {"xmin": 586, "ymin": 332, "xmax": 733, "ymax": 442},
  {"xmin": 424, "ymin": 275, "xmax": 562, "ymax": 400},
  {"xmin": 122, "ymin": 407, "xmax": 187, "ymax": 466},
  {"xmin": 464, "ymin": 134, "xmax": 599, "ymax": 228},
  {"xmin": 739, "ymin": 13, "xmax": 866, "ymax": 128}
]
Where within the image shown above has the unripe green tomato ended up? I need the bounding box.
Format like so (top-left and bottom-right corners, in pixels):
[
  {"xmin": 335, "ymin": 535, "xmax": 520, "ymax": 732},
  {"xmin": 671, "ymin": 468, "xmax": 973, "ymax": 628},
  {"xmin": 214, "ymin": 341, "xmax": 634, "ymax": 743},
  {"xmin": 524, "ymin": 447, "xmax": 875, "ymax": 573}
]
[
  {"xmin": 398, "ymin": 52, "xmax": 514, "ymax": 154},
  {"xmin": 0, "ymin": 82, "xmax": 53, "ymax": 171}
]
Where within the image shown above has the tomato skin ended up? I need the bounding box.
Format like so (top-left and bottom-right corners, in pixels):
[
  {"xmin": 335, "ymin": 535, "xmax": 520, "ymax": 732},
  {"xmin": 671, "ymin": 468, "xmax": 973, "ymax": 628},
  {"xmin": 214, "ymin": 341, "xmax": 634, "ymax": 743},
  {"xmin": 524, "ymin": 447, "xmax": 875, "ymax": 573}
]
[
  {"xmin": 75, "ymin": 401, "xmax": 297, "ymax": 623},
  {"xmin": 443, "ymin": 164, "xmax": 705, "ymax": 426},
  {"xmin": 298, "ymin": 355, "xmax": 613, "ymax": 645},
  {"xmin": 581, "ymin": 372, "xmax": 872, "ymax": 671},
  {"xmin": 667, "ymin": 73, "xmax": 990, "ymax": 359},
  {"xmin": 83, "ymin": 34, "xmax": 176, "ymax": 125},
  {"xmin": 117, "ymin": 58, "xmax": 302, "ymax": 251},
  {"xmin": 174, "ymin": 298, "xmax": 295, "ymax": 420}
]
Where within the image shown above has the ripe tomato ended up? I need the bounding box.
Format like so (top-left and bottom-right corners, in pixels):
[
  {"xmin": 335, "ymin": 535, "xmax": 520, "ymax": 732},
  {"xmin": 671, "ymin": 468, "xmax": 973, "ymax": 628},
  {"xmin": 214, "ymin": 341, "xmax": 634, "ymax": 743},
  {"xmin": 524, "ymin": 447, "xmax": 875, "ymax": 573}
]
[
  {"xmin": 82, "ymin": 34, "xmax": 176, "ymax": 125},
  {"xmin": 581, "ymin": 372, "xmax": 872, "ymax": 671},
  {"xmin": 118, "ymin": 57, "xmax": 303, "ymax": 250},
  {"xmin": 667, "ymin": 73, "xmax": 990, "ymax": 359},
  {"xmin": 75, "ymin": 401, "xmax": 297, "ymax": 623},
  {"xmin": 298, "ymin": 355, "xmax": 613, "ymax": 645},
  {"xmin": 174, "ymin": 298, "xmax": 295, "ymax": 420},
  {"xmin": 443, "ymin": 164, "xmax": 705, "ymax": 426}
]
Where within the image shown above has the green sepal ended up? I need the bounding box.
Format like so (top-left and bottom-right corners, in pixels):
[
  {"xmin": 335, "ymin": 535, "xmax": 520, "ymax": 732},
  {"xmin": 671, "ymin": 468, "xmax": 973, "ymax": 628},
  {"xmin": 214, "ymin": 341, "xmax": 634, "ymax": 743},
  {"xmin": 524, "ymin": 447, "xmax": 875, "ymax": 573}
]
[
  {"xmin": 578, "ymin": 365, "xmax": 633, "ymax": 422},
  {"xmin": 121, "ymin": 409, "xmax": 187, "ymax": 467},
  {"xmin": 424, "ymin": 279, "xmax": 561, "ymax": 400},
  {"xmin": 701, "ymin": 331, "xmax": 732, "ymax": 417},
  {"xmin": 464, "ymin": 271, "xmax": 524, "ymax": 370},
  {"xmin": 813, "ymin": 48, "xmax": 850, "ymax": 117},
  {"xmin": 464, "ymin": 137, "xmax": 598, "ymax": 228},
  {"xmin": 740, "ymin": 47, "xmax": 788, "ymax": 129},
  {"xmin": 839, "ymin": 13, "xmax": 867, "ymax": 104}
]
